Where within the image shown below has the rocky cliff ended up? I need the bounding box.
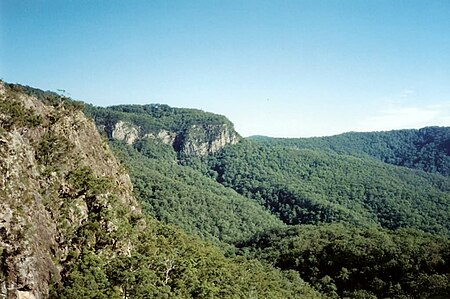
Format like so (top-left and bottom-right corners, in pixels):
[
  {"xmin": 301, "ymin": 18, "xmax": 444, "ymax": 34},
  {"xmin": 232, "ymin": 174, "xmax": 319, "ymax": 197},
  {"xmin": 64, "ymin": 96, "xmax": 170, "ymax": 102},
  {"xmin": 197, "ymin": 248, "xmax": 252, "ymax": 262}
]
[
  {"xmin": 173, "ymin": 123, "xmax": 240, "ymax": 156},
  {"xmin": 87, "ymin": 104, "xmax": 241, "ymax": 157},
  {"xmin": 0, "ymin": 82, "xmax": 139, "ymax": 299},
  {"xmin": 0, "ymin": 84, "xmax": 324, "ymax": 299}
]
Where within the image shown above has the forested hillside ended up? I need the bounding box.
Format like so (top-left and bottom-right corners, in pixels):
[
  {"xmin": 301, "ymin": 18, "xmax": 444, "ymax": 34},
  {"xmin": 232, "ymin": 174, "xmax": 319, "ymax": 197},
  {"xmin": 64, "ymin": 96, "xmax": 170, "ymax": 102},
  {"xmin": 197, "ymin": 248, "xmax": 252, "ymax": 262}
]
[
  {"xmin": 84, "ymin": 103, "xmax": 285, "ymax": 247},
  {"xmin": 109, "ymin": 140, "xmax": 284, "ymax": 246},
  {"xmin": 237, "ymin": 224, "xmax": 450, "ymax": 298},
  {"xmin": 84, "ymin": 99, "xmax": 450, "ymax": 237},
  {"xmin": 85, "ymin": 103, "xmax": 241, "ymax": 157},
  {"xmin": 250, "ymin": 127, "xmax": 450, "ymax": 176},
  {"xmin": 196, "ymin": 141, "xmax": 450, "ymax": 235},
  {"xmin": 0, "ymin": 82, "xmax": 322, "ymax": 298},
  {"xmin": 3, "ymin": 82, "xmax": 450, "ymax": 298}
]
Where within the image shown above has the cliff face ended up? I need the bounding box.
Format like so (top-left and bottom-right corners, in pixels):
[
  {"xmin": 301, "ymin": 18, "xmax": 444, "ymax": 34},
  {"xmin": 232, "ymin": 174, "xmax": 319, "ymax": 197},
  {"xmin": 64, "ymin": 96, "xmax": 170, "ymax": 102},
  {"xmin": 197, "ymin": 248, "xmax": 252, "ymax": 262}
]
[
  {"xmin": 0, "ymin": 85, "xmax": 243, "ymax": 299},
  {"xmin": 174, "ymin": 123, "xmax": 241, "ymax": 156},
  {"xmin": 88, "ymin": 104, "xmax": 241, "ymax": 157},
  {"xmin": 107, "ymin": 121, "xmax": 240, "ymax": 157},
  {"xmin": 111, "ymin": 121, "xmax": 139, "ymax": 145},
  {"xmin": 0, "ymin": 82, "xmax": 139, "ymax": 299},
  {"xmin": 0, "ymin": 84, "xmax": 325, "ymax": 299}
]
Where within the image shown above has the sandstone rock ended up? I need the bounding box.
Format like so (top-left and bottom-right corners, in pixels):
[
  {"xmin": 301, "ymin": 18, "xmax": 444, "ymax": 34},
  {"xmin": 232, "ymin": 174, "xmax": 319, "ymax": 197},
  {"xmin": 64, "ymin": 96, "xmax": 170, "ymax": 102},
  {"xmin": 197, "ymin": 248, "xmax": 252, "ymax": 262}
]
[
  {"xmin": 111, "ymin": 121, "xmax": 139, "ymax": 144},
  {"xmin": 179, "ymin": 123, "xmax": 240, "ymax": 156},
  {"xmin": 17, "ymin": 291, "xmax": 35, "ymax": 299}
]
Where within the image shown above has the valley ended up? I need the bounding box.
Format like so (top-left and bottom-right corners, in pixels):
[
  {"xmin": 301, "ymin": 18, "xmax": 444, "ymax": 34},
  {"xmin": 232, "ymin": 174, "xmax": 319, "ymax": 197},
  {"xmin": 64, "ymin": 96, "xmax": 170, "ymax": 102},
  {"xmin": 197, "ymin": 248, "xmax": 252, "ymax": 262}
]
[{"xmin": 1, "ymin": 82, "xmax": 449, "ymax": 298}]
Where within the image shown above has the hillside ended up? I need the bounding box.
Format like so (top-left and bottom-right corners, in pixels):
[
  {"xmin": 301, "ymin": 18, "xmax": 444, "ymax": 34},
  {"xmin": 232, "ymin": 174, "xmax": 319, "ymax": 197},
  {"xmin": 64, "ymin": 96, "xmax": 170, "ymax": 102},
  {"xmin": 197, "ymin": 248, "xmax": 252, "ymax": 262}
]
[
  {"xmin": 237, "ymin": 224, "xmax": 450, "ymax": 298},
  {"xmin": 86, "ymin": 104, "xmax": 241, "ymax": 157},
  {"xmin": 2, "ymin": 82, "xmax": 450, "ymax": 299},
  {"xmin": 0, "ymin": 82, "xmax": 138, "ymax": 297},
  {"xmin": 250, "ymin": 127, "xmax": 450, "ymax": 176},
  {"xmin": 110, "ymin": 140, "xmax": 284, "ymax": 245},
  {"xmin": 198, "ymin": 141, "xmax": 450, "ymax": 235},
  {"xmin": 86, "ymin": 104, "xmax": 284, "ymax": 246},
  {"xmin": 0, "ymin": 82, "xmax": 322, "ymax": 298},
  {"xmin": 79, "ymin": 92, "xmax": 450, "ymax": 238}
]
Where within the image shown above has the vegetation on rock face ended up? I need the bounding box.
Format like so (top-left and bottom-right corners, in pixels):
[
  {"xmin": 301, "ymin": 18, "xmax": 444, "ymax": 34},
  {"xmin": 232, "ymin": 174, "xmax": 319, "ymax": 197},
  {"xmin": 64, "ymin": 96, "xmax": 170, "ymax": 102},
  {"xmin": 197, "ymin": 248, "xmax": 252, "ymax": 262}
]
[
  {"xmin": 1, "ymin": 82, "xmax": 323, "ymax": 298},
  {"xmin": 97, "ymin": 103, "xmax": 235, "ymax": 131},
  {"xmin": 7, "ymin": 83, "xmax": 86, "ymax": 111},
  {"xmin": 2, "ymin": 82, "xmax": 450, "ymax": 298},
  {"xmin": 35, "ymin": 132, "xmax": 73, "ymax": 171},
  {"xmin": 85, "ymin": 103, "xmax": 241, "ymax": 157},
  {"xmin": 0, "ymin": 91, "xmax": 43, "ymax": 130}
]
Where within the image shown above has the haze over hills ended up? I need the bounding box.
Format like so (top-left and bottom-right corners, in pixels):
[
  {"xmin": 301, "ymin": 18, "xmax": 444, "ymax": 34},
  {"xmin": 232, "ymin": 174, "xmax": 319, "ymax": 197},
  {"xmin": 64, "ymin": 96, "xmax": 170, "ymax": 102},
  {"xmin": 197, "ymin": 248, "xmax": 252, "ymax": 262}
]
[{"xmin": 1, "ymin": 82, "xmax": 450, "ymax": 298}]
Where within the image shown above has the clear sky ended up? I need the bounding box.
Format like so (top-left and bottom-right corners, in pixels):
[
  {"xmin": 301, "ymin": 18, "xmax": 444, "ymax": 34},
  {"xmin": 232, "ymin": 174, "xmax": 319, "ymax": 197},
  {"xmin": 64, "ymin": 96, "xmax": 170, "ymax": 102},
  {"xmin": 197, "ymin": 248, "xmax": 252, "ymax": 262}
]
[{"xmin": 1, "ymin": 0, "xmax": 450, "ymax": 137}]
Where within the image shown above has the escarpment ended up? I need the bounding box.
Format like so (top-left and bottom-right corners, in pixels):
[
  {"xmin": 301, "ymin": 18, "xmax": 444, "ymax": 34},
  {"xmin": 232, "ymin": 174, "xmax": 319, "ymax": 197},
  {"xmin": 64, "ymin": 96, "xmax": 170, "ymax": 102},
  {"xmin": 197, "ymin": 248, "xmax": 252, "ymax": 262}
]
[
  {"xmin": 87, "ymin": 104, "xmax": 241, "ymax": 157},
  {"xmin": 0, "ymin": 82, "xmax": 140, "ymax": 298},
  {"xmin": 0, "ymin": 83, "xmax": 324, "ymax": 299}
]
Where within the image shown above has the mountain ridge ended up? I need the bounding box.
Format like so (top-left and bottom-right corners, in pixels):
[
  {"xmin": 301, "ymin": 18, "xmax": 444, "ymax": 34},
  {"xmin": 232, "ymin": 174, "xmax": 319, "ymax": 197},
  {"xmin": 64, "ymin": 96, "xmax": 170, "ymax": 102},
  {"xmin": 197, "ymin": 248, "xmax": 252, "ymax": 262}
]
[
  {"xmin": 2, "ymin": 82, "xmax": 450, "ymax": 298},
  {"xmin": 249, "ymin": 126, "xmax": 450, "ymax": 176},
  {"xmin": 0, "ymin": 82, "xmax": 323, "ymax": 298},
  {"xmin": 86, "ymin": 103, "xmax": 241, "ymax": 157}
]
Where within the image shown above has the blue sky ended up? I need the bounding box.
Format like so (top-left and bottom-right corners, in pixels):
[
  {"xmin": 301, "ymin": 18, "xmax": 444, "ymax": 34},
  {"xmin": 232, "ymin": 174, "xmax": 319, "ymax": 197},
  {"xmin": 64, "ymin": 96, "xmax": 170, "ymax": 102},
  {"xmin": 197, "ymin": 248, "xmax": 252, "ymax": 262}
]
[{"xmin": 1, "ymin": 0, "xmax": 450, "ymax": 137}]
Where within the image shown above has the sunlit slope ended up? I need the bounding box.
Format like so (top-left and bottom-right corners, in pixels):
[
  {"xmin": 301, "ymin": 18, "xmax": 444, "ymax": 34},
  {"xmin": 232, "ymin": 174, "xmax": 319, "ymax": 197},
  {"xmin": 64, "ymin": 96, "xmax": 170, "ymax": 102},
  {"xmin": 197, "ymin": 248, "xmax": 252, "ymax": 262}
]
[
  {"xmin": 250, "ymin": 127, "xmax": 450, "ymax": 176},
  {"xmin": 200, "ymin": 141, "xmax": 450, "ymax": 235}
]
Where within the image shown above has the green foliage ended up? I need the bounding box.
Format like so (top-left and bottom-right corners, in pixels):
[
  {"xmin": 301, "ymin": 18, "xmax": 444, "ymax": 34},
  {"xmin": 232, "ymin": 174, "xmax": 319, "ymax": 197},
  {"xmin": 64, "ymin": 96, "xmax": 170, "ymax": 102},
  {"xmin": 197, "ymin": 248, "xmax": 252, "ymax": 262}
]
[
  {"xmin": 104, "ymin": 219, "xmax": 323, "ymax": 298},
  {"xmin": 134, "ymin": 138, "xmax": 177, "ymax": 161},
  {"xmin": 110, "ymin": 141, "xmax": 284, "ymax": 245},
  {"xmin": 54, "ymin": 212, "xmax": 323, "ymax": 298},
  {"xmin": 238, "ymin": 224, "xmax": 450, "ymax": 298},
  {"xmin": 66, "ymin": 167, "xmax": 113, "ymax": 199},
  {"xmin": 251, "ymin": 127, "xmax": 450, "ymax": 176},
  {"xmin": 107, "ymin": 104, "xmax": 233, "ymax": 131},
  {"xmin": 6, "ymin": 83, "xmax": 85, "ymax": 111},
  {"xmin": 199, "ymin": 141, "xmax": 450, "ymax": 235},
  {"xmin": 56, "ymin": 250, "xmax": 120, "ymax": 299},
  {"xmin": 35, "ymin": 132, "xmax": 72, "ymax": 167},
  {"xmin": 85, "ymin": 103, "xmax": 235, "ymax": 140},
  {"xmin": 0, "ymin": 87, "xmax": 43, "ymax": 129}
]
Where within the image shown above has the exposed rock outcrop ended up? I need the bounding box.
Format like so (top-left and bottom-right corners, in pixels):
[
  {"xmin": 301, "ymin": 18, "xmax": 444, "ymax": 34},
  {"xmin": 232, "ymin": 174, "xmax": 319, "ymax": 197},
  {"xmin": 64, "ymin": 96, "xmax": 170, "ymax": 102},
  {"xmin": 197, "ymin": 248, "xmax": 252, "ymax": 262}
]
[
  {"xmin": 107, "ymin": 120, "xmax": 240, "ymax": 157},
  {"xmin": 111, "ymin": 121, "xmax": 139, "ymax": 145},
  {"xmin": 144, "ymin": 130, "xmax": 177, "ymax": 145},
  {"xmin": 0, "ymin": 82, "xmax": 139, "ymax": 298},
  {"xmin": 175, "ymin": 124, "xmax": 240, "ymax": 156}
]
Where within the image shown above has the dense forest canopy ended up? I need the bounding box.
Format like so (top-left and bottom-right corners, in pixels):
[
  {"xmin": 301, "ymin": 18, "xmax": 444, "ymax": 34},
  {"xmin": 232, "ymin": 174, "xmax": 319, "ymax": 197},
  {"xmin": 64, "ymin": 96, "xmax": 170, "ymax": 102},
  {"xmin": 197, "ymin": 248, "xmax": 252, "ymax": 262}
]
[
  {"xmin": 195, "ymin": 140, "xmax": 450, "ymax": 235},
  {"xmin": 237, "ymin": 224, "xmax": 450, "ymax": 299},
  {"xmin": 250, "ymin": 127, "xmax": 450, "ymax": 176},
  {"xmin": 2, "ymin": 82, "xmax": 450, "ymax": 298},
  {"xmin": 110, "ymin": 140, "xmax": 284, "ymax": 246}
]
